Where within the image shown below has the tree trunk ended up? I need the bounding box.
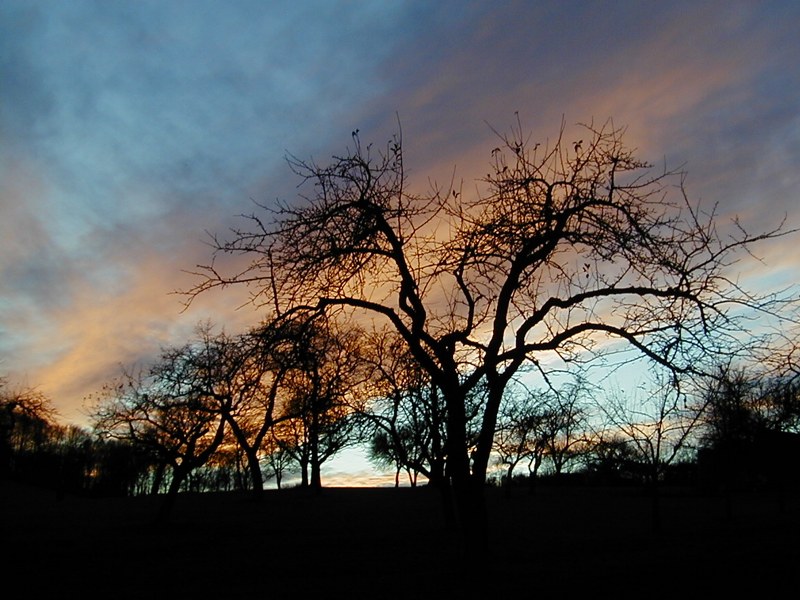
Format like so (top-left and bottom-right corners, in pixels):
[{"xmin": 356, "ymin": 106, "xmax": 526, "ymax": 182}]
[
  {"xmin": 505, "ymin": 463, "xmax": 515, "ymax": 497},
  {"xmin": 650, "ymin": 481, "xmax": 662, "ymax": 533},
  {"xmin": 450, "ymin": 478, "xmax": 490, "ymax": 560},
  {"xmin": 428, "ymin": 458, "xmax": 445, "ymax": 488},
  {"xmin": 409, "ymin": 469, "xmax": 417, "ymax": 487},
  {"xmin": 443, "ymin": 382, "xmax": 491, "ymax": 557},
  {"xmin": 527, "ymin": 454, "xmax": 542, "ymax": 495},
  {"xmin": 150, "ymin": 462, "xmax": 166, "ymax": 495},
  {"xmin": 438, "ymin": 480, "xmax": 457, "ymax": 532},
  {"xmin": 310, "ymin": 458, "xmax": 322, "ymax": 492},
  {"xmin": 309, "ymin": 408, "xmax": 322, "ymax": 493},
  {"xmin": 428, "ymin": 385, "xmax": 446, "ymax": 488},
  {"xmin": 156, "ymin": 465, "xmax": 187, "ymax": 524},
  {"xmin": 300, "ymin": 460, "xmax": 309, "ymax": 488},
  {"xmin": 472, "ymin": 380, "xmax": 506, "ymax": 483},
  {"xmin": 243, "ymin": 447, "xmax": 264, "ymax": 499}
]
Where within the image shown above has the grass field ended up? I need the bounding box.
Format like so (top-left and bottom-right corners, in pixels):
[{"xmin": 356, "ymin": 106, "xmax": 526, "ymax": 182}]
[{"xmin": 2, "ymin": 480, "xmax": 797, "ymax": 598}]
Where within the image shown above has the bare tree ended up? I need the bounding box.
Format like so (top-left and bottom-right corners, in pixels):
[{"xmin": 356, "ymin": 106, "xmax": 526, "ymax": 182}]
[
  {"xmin": 760, "ymin": 376, "xmax": 800, "ymax": 434},
  {"xmin": 133, "ymin": 318, "xmax": 339, "ymax": 499},
  {"xmin": 699, "ymin": 366, "xmax": 763, "ymax": 449},
  {"xmin": 0, "ymin": 381, "xmax": 58, "ymax": 479},
  {"xmin": 197, "ymin": 319, "xmax": 303, "ymax": 498},
  {"xmin": 539, "ymin": 379, "xmax": 588, "ymax": 477},
  {"xmin": 261, "ymin": 430, "xmax": 295, "ymax": 489},
  {"xmin": 697, "ymin": 364, "xmax": 800, "ymax": 498},
  {"xmin": 581, "ymin": 431, "xmax": 639, "ymax": 483},
  {"xmin": 359, "ymin": 330, "xmax": 448, "ymax": 488},
  {"xmin": 492, "ymin": 387, "xmax": 549, "ymax": 492},
  {"xmin": 493, "ymin": 378, "xmax": 589, "ymax": 496},
  {"xmin": 185, "ymin": 117, "xmax": 794, "ymax": 551},
  {"xmin": 269, "ymin": 315, "xmax": 365, "ymax": 491},
  {"xmin": 597, "ymin": 374, "xmax": 703, "ymax": 530},
  {"xmin": 272, "ymin": 398, "xmax": 352, "ymax": 490},
  {"xmin": 90, "ymin": 349, "xmax": 227, "ymax": 522}
]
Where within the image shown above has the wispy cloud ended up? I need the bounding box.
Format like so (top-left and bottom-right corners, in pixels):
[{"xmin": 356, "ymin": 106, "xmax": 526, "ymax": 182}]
[{"xmin": 2, "ymin": 0, "xmax": 799, "ymax": 444}]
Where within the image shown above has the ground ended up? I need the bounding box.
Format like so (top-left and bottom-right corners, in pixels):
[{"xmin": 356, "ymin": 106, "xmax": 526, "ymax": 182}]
[{"xmin": 2, "ymin": 480, "xmax": 797, "ymax": 598}]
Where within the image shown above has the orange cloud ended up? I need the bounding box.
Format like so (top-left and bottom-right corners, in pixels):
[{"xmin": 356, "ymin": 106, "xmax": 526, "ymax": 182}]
[{"xmin": 9, "ymin": 226, "xmax": 264, "ymax": 427}]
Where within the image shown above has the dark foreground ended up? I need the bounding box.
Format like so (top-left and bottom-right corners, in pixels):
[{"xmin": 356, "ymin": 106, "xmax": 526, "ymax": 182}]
[{"xmin": 2, "ymin": 481, "xmax": 798, "ymax": 598}]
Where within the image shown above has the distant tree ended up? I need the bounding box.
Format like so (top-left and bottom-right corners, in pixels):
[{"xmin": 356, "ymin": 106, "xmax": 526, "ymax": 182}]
[
  {"xmin": 701, "ymin": 364, "xmax": 800, "ymax": 441},
  {"xmin": 539, "ymin": 380, "xmax": 588, "ymax": 477},
  {"xmin": 581, "ymin": 432, "xmax": 638, "ymax": 483},
  {"xmin": 180, "ymin": 321, "xmax": 296, "ymax": 499},
  {"xmin": 270, "ymin": 417, "xmax": 310, "ymax": 486},
  {"xmin": 90, "ymin": 353, "xmax": 227, "ymax": 522},
  {"xmin": 597, "ymin": 375, "xmax": 703, "ymax": 530},
  {"xmin": 760, "ymin": 376, "xmax": 800, "ymax": 434},
  {"xmin": 700, "ymin": 366, "xmax": 763, "ymax": 448},
  {"xmin": 697, "ymin": 365, "xmax": 800, "ymax": 499},
  {"xmin": 492, "ymin": 379, "xmax": 589, "ymax": 493},
  {"xmin": 261, "ymin": 431, "xmax": 295, "ymax": 489},
  {"xmin": 87, "ymin": 436, "xmax": 157, "ymax": 497},
  {"xmin": 271, "ymin": 315, "xmax": 365, "ymax": 491},
  {"xmin": 186, "ymin": 117, "xmax": 795, "ymax": 551},
  {"xmin": 48, "ymin": 424, "xmax": 96, "ymax": 495},
  {"xmin": 0, "ymin": 381, "xmax": 58, "ymax": 480},
  {"xmin": 493, "ymin": 388, "xmax": 548, "ymax": 493},
  {"xmin": 359, "ymin": 330, "xmax": 448, "ymax": 488},
  {"xmin": 273, "ymin": 401, "xmax": 352, "ymax": 490}
]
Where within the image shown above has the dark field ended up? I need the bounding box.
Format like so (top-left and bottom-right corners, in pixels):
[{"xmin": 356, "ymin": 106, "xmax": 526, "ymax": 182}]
[{"xmin": 2, "ymin": 481, "xmax": 798, "ymax": 598}]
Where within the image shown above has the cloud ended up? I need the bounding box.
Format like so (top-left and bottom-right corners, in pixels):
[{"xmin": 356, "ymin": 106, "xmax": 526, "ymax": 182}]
[
  {"xmin": 5, "ymin": 225, "xmax": 263, "ymax": 425},
  {"xmin": 2, "ymin": 0, "xmax": 799, "ymax": 441}
]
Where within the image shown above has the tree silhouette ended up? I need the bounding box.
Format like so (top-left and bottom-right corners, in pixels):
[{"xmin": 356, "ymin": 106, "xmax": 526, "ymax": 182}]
[
  {"xmin": 537, "ymin": 379, "xmax": 588, "ymax": 477},
  {"xmin": 698, "ymin": 365, "xmax": 800, "ymax": 501},
  {"xmin": 193, "ymin": 319, "xmax": 302, "ymax": 498},
  {"xmin": 261, "ymin": 430, "xmax": 295, "ymax": 489},
  {"xmin": 186, "ymin": 116, "xmax": 794, "ymax": 551},
  {"xmin": 492, "ymin": 387, "xmax": 550, "ymax": 492},
  {"xmin": 90, "ymin": 345, "xmax": 228, "ymax": 522},
  {"xmin": 270, "ymin": 314, "xmax": 365, "ymax": 491},
  {"xmin": 359, "ymin": 330, "xmax": 449, "ymax": 488},
  {"xmin": 493, "ymin": 380, "xmax": 587, "ymax": 492},
  {"xmin": 0, "ymin": 381, "xmax": 58, "ymax": 481},
  {"xmin": 597, "ymin": 374, "xmax": 703, "ymax": 530}
]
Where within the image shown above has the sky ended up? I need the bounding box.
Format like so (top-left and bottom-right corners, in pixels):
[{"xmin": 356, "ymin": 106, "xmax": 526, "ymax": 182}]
[{"xmin": 2, "ymin": 1, "xmax": 800, "ymax": 483}]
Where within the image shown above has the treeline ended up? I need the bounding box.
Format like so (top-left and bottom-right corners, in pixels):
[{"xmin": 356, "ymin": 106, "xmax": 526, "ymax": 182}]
[
  {"xmin": 3, "ymin": 317, "xmax": 799, "ymax": 518},
  {"xmin": 0, "ymin": 379, "xmax": 153, "ymax": 497},
  {"xmin": 490, "ymin": 369, "xmax": 800, "ymax": 494}
]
